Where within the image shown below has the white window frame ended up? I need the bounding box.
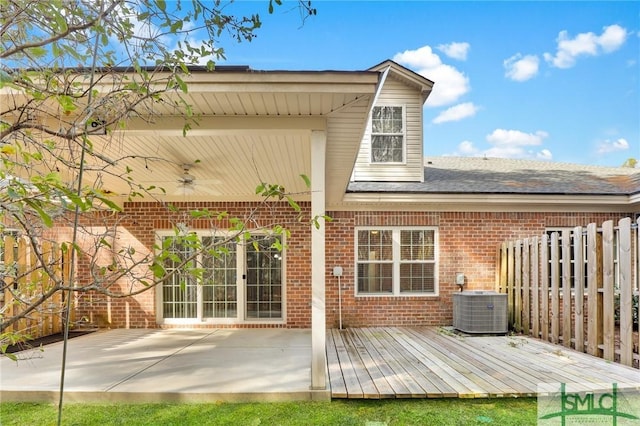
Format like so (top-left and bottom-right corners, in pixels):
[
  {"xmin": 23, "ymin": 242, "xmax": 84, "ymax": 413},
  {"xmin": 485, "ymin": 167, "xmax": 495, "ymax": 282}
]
[
  {"xmin": 370, "ymin": 105, "xmax": 406, "ymax": 164},
  {"xmin": 154, "ymin": 230, "xmax": 286, "ymax": 325},
  {"xmin": 355, "ymin": 226, "xmax": 439, "ymax": 297}
]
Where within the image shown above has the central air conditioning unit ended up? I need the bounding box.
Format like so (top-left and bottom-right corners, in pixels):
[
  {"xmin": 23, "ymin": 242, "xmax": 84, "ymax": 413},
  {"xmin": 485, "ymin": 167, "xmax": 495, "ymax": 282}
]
[{"xmin": 453, "ymin": 291, "xmax": 508, "ymax": 334}]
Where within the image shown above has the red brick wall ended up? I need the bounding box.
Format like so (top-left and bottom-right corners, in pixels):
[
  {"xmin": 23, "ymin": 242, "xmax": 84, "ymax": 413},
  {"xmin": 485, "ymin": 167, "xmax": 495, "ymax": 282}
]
[
  {"xmin": 324, "ymin": 211, "xmax": 634, "ymax": 328},
  {"xmin": 74, "ymin": 204, "xmax": 633, "ymax": 330},
  {"xmin": 75, "ymin": 201, "xmax": 312, "ymax": 329}
]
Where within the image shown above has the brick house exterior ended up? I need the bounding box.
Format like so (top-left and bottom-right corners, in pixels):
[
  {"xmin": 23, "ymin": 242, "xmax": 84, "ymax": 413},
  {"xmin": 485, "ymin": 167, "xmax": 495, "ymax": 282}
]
[
  {"xmin": 66, "ymin": 61, "xmax": 639, "ymax": 334},
  {"xmin": 7, "ymin": 60, "xmax": 638, "ymax": 388}
]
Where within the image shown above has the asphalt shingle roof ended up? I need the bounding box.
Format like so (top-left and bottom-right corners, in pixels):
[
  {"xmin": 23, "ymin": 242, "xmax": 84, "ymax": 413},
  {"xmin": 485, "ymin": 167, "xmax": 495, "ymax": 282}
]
[{"xmin": 347, "ymin": 157, "xmax": 640, "ymax": 196}]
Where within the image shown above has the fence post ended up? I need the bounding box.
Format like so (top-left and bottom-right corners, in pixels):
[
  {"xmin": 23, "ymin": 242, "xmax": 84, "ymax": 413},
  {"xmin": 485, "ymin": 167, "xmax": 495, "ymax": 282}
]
[
  {"xmin": 561, "ymin": 229, "xmax": 572, "ymax": 348},
  {"xmin": 550, "ymin": 232, "xmax": 560, "ymax": 344},
  {"xmin": 16, "ymin": 237, "xmax": 28, "ymax": 336},
  {"xmin": 618, "ymin": 217, "xmax": 633, "ymax": 366},
  {"xmin": 28, "ymin": 240, "xmax": 41, "ymax": 339},
  {"xmin": 541, "ymin": 234, "xmax": 550, "ymax": 342},
  {"xmin": 531, "ymin": 236, "xmax": 540, "ymax": 339},
  {"xmin": 523, "ymin": 238, "xmax": 531, "ymax": 335},
  {"xmin": 602, "ymin": 220, "xmax": 615, "ymax": 361},
  {"xmin": 586, "ymin": 222, "xmax": 602, "ymax": 357},
  {"xmin": 496, "ymin": 243, "xmax": 505, "ymax": 293},
  {"xmin": 507, "ymin": 241, "xmax": 515, "ymax": 327},
  {"xmin": 41, "ymin": 241, "xmax": 52, "ymax": 337},
  {"xmin": 515, "ymin": 240, "xmax": 523, "ymax": 332},
  {"xmin": 573, "ymin": 226, "xmax": 585, "ymax": 353},
  {"xmin": 2, "ymin": 236, "xmax": 16, "ymax": 334},
  {"xmin": 65, "ymin": 243, "xmax": 76, "ymax": 325},
  {"xmin": 52, "ymin": 243, "xmax": 63, "ymax": 334}
]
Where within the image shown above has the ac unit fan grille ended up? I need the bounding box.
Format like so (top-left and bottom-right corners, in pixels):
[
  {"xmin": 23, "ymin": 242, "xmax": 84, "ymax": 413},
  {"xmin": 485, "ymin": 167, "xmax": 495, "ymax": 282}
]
[{"xmin": 452, "ymin": 291, "xmax": 508, "ymax": 334}]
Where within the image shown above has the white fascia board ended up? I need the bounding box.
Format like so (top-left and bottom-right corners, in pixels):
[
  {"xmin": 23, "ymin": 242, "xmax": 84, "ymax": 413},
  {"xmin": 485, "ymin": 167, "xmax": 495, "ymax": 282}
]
[{"xmin": 334, "ymin": 193, "xmax": 637, "ymax": 213}]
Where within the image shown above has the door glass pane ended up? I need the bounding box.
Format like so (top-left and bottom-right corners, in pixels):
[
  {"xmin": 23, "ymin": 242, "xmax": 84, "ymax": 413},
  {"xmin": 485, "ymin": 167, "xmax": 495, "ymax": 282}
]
[
  {"xmin": 161, "ymin": 236, "xmax": 197, "ymax": 318},
  {"xmin": 201, "ymin": 236, "xmax": 237, "ymax": 318},
  {"xmin": 246, "ymin": 237, "xmax": 283, "ymax": 319}
]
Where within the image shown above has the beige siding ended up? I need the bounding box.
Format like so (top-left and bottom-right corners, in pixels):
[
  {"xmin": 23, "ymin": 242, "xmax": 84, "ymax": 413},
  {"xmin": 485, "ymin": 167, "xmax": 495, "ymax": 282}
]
[
  {"xmin": 352, "ymin": 75, "xmax": 424, "ymax": 182},
  {"xmin": 326, "ymin": 97, "xmax": 373, "ymax": 205}
]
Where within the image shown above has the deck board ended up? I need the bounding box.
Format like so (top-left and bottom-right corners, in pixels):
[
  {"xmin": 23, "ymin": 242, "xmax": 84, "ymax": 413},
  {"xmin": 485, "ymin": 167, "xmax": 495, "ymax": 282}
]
[
  {"xmin": 325, "ymin": 330, "xmax": 348, "ymax": 398},
  {"xmin": 330, "ymin": 329, "xmax": 364, "ymax": 398},
  {"xmin": 327, "ymin": 327, "xmax": 640, "ymax": 399},
  {"xmin": 404, "ymin": 328, "xmax": 520, "ymax": 397},
  {"xmin": 349, "ymin": 329, "xmax": 412, "ymax": 398},
  {"xmin": 360, "ymin": 328, "xmax": 439, "ymax": 397},
  {"xmin": 358, "ymin": 328, "xmax": 426, "ymax": 398}
]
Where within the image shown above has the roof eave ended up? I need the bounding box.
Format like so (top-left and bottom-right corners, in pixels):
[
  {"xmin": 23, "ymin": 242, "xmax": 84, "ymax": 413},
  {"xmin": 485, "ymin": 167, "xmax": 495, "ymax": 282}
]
[{"xmin": 334, "ymin": 193, "xmax": 638, "ymax": 213}]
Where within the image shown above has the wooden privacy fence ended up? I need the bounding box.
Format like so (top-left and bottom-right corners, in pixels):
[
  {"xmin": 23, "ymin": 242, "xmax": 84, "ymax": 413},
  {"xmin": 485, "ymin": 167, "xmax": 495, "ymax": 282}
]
[
  {"xmin": 497, "ymin": 217, "xmax": 639, "ymax": 368},
  {"xmin": 1, "ymin": 235, "xmax": 73, "ymax": 340}
]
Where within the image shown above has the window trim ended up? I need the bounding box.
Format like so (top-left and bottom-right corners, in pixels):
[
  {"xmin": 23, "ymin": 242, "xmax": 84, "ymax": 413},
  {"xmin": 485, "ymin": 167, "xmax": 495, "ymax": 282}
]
[
  {"xmin": 154, "ymin": 230, "xmax": 286, "ymax": 325},
  {"xmin": 354, "ymin": 226, "xmax": 439, "ymax": 297},
  {"xmin": 369, "ymin": 105, "xmax": 407, "ymax": 165}
]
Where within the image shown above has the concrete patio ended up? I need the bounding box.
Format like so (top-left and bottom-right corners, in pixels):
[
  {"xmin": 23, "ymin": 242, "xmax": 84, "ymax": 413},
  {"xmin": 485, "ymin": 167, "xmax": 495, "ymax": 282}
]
[
  {"xmin": 2, "ymin": 327, "xmax": 639, "ymax": 403},
  {"xmin": 0, "ymin": 328, "xmax": 328, "ymax": 403}
]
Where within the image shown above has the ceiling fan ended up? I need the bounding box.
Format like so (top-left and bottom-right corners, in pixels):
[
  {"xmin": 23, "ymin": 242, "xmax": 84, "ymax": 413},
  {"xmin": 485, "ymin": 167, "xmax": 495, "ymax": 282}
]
[{"xmin": 174, "ymin": 163, "xmax": 221, "ymax": 195}]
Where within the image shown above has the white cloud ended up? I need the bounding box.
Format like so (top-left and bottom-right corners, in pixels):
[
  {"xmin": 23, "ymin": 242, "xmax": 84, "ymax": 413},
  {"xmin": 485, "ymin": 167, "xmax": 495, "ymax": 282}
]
[
  {"xmin": 504, "ymin": 54, "xmax": 540, "ymax": 81},
  {"xmin": 452, "ymin": 129, "xmax": 553, "ymax": 161},
  {"xmin": 536, "ymin": 149, "xmax": 553, "ymax": 160},
  {"xmin": 432, "ymin": 102, "xmax": 479, "ymax": 124},
  {"xmin": 393, "ymin": 45, "xmax": 470, "ymax": 107},
  {"xmin": 484, "ymin": 129, "xmax": 551, "ymax": 159},
  {"xmin": 437, "ymin": 42, "xmax": 470, "ymax": 61},
  {"xmin": 449, "ymin": 129, "xmax": 552, "ymax": 160},
  {"xmin": 544, "ymin": 24, "xmax": 628, "ymax": 69},
  {"xmin": 598, "ymin": 24, "xmax": 628, "ymax": 52},
  {"xmin": 596, "ymin": 138, "xmax": 630, "ymax": 154},
  {"xmin": 486, "ymin": 129, "xmax": 549, "ymax": 147}
]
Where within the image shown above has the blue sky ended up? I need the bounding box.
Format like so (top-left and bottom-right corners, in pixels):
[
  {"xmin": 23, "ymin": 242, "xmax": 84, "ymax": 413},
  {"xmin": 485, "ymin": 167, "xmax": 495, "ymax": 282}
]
[{"xmin": 215, "ymin": 1, "xmax": 639, "ymax": 167}]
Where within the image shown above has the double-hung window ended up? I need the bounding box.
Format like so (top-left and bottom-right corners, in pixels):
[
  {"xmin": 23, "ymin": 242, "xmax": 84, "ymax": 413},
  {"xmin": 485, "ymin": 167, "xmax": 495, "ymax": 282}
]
[
  {"xmin": 371, "ymin": 106, "xmax": 405, "ymax": 163},
  {"xmin": 356, "ymin": 227, "xmax": 438, "ymax": 296}
]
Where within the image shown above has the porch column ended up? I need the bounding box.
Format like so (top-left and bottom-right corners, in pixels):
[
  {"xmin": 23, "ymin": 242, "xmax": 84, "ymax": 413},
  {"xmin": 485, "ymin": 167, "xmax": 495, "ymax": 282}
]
[{"xmin": 310, "ymin": 130, "xmax": 326, "ymax": 389}]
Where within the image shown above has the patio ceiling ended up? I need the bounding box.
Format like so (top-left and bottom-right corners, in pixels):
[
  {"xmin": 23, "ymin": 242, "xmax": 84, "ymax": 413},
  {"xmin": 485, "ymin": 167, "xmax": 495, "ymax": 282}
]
[
  {"xmin": 2, "ymin": 68, "xmax": 379, "ymax": 206},
  {"xmin": 87, "ymin": 70, "xmax": 379, "ymax": 205},
  {"xmin": 93, "ymin": 124, "xmax": 317, "ymax": 203}
]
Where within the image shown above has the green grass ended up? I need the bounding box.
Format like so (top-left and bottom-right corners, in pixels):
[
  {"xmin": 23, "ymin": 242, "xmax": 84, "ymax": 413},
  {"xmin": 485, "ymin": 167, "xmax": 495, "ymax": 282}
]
[{"xmin": 1, "ymin": 398, "xmax": 537, "ymax": 425}]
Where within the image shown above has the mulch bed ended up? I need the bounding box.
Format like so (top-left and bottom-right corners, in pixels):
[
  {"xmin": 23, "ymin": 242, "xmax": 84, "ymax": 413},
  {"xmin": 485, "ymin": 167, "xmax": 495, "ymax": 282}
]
[{"xmin": 4, "ymin": 330, "xmax": 97, "ymax": 354}]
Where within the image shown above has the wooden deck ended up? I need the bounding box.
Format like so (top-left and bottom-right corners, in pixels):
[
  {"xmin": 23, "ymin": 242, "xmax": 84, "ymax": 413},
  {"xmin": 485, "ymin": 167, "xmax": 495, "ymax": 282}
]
[{"xmin": 326, "ymin": 327, "xmax": 640, "ymax": 399}]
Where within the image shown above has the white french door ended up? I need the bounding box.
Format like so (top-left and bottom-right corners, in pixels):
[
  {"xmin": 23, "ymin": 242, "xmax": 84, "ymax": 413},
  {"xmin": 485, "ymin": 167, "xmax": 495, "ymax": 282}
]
[{"xmin": 159, "ymin": 233, "xmax": 283, "ymax": 323}]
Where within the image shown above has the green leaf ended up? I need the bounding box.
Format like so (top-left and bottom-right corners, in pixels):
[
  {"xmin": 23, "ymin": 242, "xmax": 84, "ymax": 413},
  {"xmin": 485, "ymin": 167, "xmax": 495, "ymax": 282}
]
[
  {"xmin": 2, "ymin": 351, "xmax": 17, "ymax": 362},
  {"xmin": 96, "ymin": 195, "xmax": 122, "ymax": 212},
  {"xmin": 170, "ymin": 20, "xmax": 183, "ymax": 32},
  {"xmin": 286, "ymin": 195, "xmax": 301, "ymax": 212},
  {"xmin": 174, "ymin": 75, "xmax": 188, "ymax": 93},
  {"xmin": 149, "ymin": 261, "xmax": 166, "ymax": 278},
  {"xmin": 156, "ymin": 0, "xmax": 166, "ymax": 12},
  {"xmin": 25, "ymin": 200, "xmax": 53, "ymax": 227},
  {"xmin": 27, "ymin": 46, "xmax": 48, "ymax": 58},
  {"xmin": 57, "ymin": 95, "xmax": 77, "ymax": 114},
  {"xmin": 300, "ymin": 174, "xmax": 311, "ymax": 188},
  {"xmin": 271, "ymin": 238, "xmax": 283, "ymax": 251}
]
